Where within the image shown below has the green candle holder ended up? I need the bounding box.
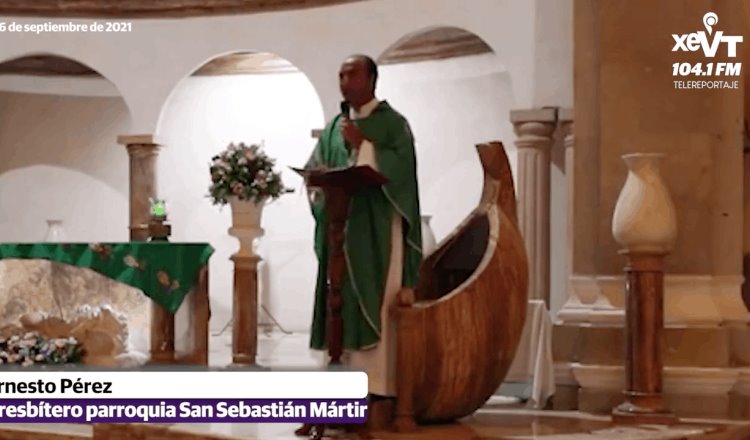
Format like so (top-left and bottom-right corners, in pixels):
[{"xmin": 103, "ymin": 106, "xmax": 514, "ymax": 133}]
[
  {"xmin": 150, "ymin": 198, "xmax": 167, "ymax": 218},
  {"xmin": 148, "ymin": 198, "xmax": 170, "ymax": 241}
]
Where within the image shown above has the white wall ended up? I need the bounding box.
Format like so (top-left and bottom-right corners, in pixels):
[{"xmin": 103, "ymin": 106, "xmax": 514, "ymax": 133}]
[
  {"xmin": 377, "ymin": 54, "xmax": 516, "ymax": 239},
  {"xmin": 533, "ymin": 0, "xmax": 574, "ymax": 108}
]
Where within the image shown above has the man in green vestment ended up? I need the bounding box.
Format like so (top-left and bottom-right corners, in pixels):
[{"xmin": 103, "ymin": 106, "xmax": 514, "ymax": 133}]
[{"xmin": 304, "ymin": 55, "xmax": 423, "ymax": 399}]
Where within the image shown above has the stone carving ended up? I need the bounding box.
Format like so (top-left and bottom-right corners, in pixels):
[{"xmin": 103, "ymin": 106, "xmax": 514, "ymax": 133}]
[
  {"xmin": 6, "ymin": 305, "xmax": 147, "ymax": 367},
  {"xmin": 0, "ymin": 260, "xmax": 151, "ymax": 365}
]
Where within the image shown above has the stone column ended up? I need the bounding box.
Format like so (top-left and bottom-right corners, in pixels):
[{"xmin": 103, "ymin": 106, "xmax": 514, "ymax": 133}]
[
  {"xmin": 511, "ymin": 108, "xmax": 557, "ymax": 306},
  {"xmin": 118, "ymin": 135, "xmax": 160, "ymax": 241},
  {"xmin": 117, "ymin": 134, "xmax": 173, "ymax": 364},
  {"xmin": 555, "ymin": 109, "xmax": 584, "ymax": 320}
]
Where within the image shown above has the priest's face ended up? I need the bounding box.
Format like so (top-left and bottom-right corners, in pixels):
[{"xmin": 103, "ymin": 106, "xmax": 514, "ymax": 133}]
[{"xmin": 339, "ymin": 58, "xmax": 374, "ymax": 107}]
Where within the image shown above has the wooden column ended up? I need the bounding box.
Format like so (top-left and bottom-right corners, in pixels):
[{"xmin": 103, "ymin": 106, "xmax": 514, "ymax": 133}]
[
  {"xmin": 511, "ymin": 108, "xmax": 557, "ymax": 306},
  {"xmin": 181, "ymin": 266, "xmax": 210, "ymax": 365},
  {"xmin": 612, "ymin": 252, "xmax": 675, "ymax": 424},
  {"xmin": 231, "ymin": 255, "xmax": 260, "ymax": 365},
  {"xmin": 394, "ymin": 289, "xmax": 419, "ymax": 432},
  {"xmin": 118, "ymin": 134, "xmax": 174, "ymax": 365}
]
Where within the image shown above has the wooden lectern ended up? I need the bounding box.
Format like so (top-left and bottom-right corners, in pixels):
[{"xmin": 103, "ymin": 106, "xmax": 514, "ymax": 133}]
[
  {"xmin": 292, "ymin": 164, "xmax": 387, "ymax": 440},
  {"xmin": 293, "ymin": 165, "xmax": 388, "ymax": 364}
]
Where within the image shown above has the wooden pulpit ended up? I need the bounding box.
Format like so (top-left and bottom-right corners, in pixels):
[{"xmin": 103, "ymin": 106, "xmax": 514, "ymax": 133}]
[{"xmin": 294, "ymin": 165, "xmax": 389, "ymax": 364}]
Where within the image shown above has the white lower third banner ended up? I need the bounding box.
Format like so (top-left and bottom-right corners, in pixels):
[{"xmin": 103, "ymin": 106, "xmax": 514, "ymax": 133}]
[{"xmin": 0, "ymin": 371, "xmax": 368, "ymax": 423}]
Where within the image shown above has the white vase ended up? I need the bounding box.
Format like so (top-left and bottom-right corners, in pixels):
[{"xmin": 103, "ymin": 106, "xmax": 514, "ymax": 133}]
[
  {"xmin": 421, "ymin": 215, "xmax": 437, "ymax": 256},
  {"xmin": 611, "ymin": 153, "xmax": 677, "ymax": 253},
  {"xmin": 228, "ymin": 197, "xmax": 265, "ymax": 258},
  {"xmin": 44, "ymin": 219, "xmax": 67, "ymax": 242}
]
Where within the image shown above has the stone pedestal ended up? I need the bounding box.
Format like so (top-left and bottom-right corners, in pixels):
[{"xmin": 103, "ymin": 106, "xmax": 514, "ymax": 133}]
[
  {"xmin": 511, "ymin": 108, "xmax": 557, "ymax": 306},
  {"xmin": 228, "ymin": 197, "xmax": 265, "ymax": 366}
]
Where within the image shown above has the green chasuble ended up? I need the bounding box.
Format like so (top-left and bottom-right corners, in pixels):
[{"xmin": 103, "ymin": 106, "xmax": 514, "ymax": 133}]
[{"xmin": 305, "ymin": 101, "xmax": 423, "ymax": 351}]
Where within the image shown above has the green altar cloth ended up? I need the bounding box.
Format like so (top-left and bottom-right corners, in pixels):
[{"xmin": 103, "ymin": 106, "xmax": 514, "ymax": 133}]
[{"xmin": 0, "ymin": 243, "xmax": 214, "ymax": 314}]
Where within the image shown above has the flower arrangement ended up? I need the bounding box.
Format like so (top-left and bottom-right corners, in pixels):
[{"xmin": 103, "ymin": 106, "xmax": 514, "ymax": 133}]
[
  {"xmin": 208, "ymin": 142, "xmax": 289, "ymax": 205},
  {"xmin": 0, "ymin": 331, "xmax": 84, "ymax": 366}
]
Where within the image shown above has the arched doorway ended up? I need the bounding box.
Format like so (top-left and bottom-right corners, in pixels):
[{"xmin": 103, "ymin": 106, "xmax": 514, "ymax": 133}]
[{"xmin": 157, "ymin": 51, "xmax": 326, "ymax": 344}]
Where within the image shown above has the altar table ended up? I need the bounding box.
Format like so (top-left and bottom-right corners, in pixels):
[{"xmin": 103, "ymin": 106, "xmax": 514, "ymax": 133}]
[{"xmin": 0, "ymin": 242, "xmax": 214, "ymax": 365}]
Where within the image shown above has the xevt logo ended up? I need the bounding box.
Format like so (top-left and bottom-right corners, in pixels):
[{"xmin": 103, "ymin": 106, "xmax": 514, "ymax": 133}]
[{"xmin": 671, "ymin": 12, "xmax": 743, "ymax": 90}]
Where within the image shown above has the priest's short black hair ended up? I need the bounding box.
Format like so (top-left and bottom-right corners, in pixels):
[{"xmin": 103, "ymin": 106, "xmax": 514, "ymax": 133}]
[{"xmin": 349, "ymin": 54, "xmax": 378, "ymax": 86}]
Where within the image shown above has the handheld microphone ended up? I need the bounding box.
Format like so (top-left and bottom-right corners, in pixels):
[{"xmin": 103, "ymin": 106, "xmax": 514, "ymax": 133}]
[
  {"xmin": 340, "ymin": 101, "xmax": 350, "ymax": 119},
  {"xmin": 340, "ymin": 101, "xmax": 353, "ymax": 154}
]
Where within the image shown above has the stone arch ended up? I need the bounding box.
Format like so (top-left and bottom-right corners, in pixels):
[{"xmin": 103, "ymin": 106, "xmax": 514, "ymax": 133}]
[
  {"xmin": 0, "ymin": 52, "xmax": 133, "ymax": 188},
  {"xmin": 377, "ymin": 24, "xmax": 502, "ymax": 66},
  {"xmin": 153, "ymin": 49, "xmax": 327, "ymax": 331},
  {"xmin": 0, "ymin": 50, "xmax": 137, "ymax": 123},
  {"xmin": 155, "ymin": 50, "xmax": 325, "ymax": 134},
  {"xmin": 377, "ymin": 25, "xmax": 497, "ymax": 66}
]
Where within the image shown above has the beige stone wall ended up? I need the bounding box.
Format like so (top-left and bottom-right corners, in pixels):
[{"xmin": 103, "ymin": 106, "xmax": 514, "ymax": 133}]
[
  {"xmin": 574, "ymin": 0, "xmax": 746, "ymax": 277},
  {"xmin": 556, "ymin": 0, "xmax": 750, "ymax": 418}
]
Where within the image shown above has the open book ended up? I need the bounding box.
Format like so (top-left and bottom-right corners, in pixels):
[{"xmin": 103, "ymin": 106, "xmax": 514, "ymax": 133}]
[{"xmin": 289, "ymin": 165, "xmax": 389, "ymax": 188}]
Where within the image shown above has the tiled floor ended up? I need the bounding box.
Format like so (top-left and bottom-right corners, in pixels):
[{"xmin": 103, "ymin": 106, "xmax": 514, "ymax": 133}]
[
  {"xmin": 2, "ymin": 332, "xmax": 750, "ymax": 439},
  {"xmin": 208, "ymin": 330, "xmax": 324, "ymax": 368}
]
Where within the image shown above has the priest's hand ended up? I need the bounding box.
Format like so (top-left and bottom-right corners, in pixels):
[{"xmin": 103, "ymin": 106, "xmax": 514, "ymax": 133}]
[{"xmin": 341, "ymin": 119, "xmax": 365, "ymax": 149}]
